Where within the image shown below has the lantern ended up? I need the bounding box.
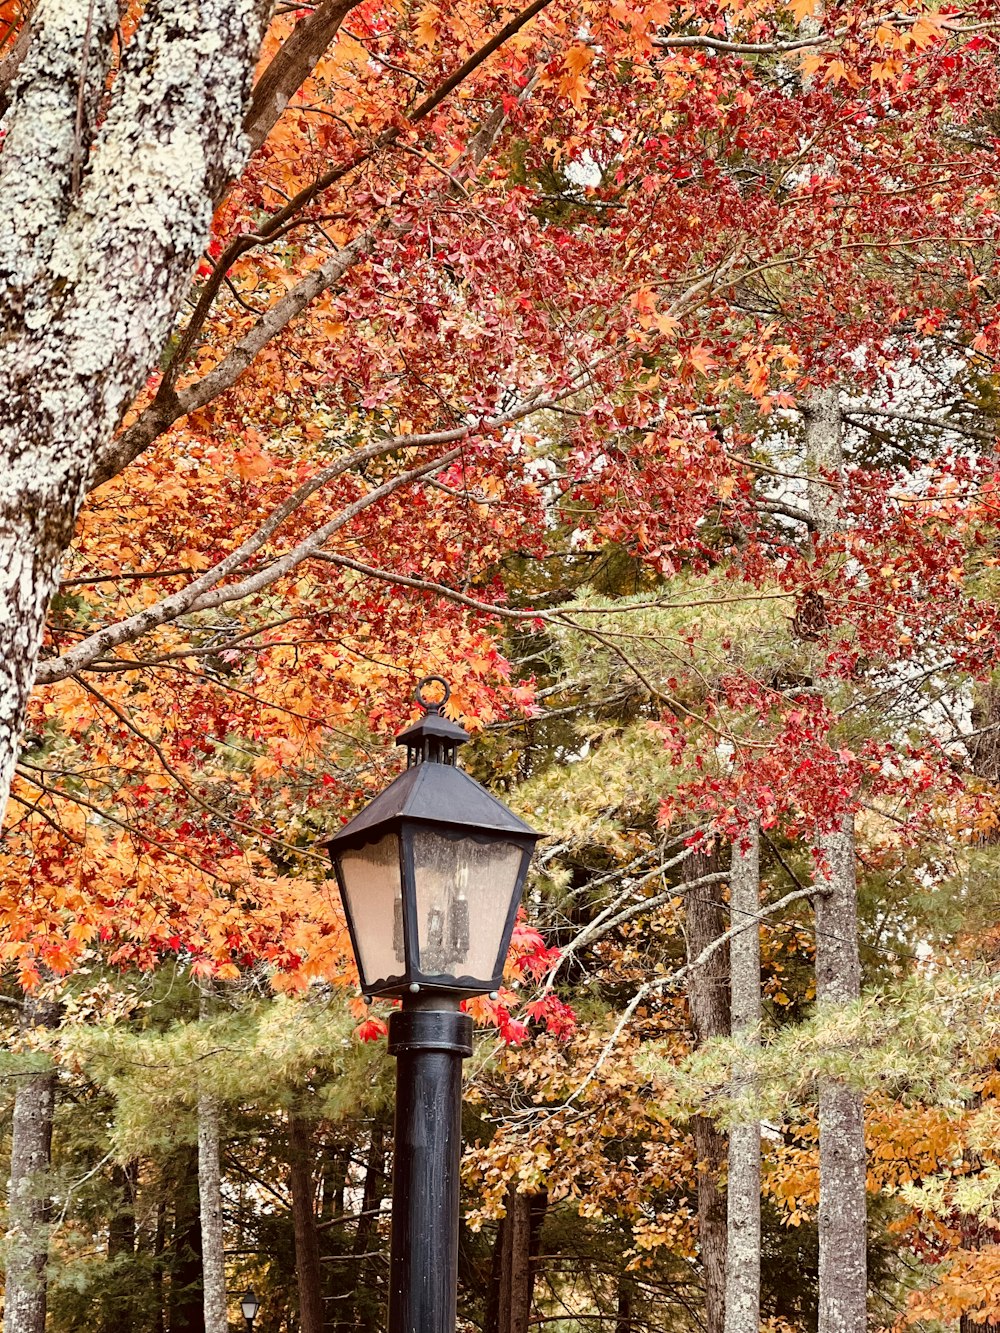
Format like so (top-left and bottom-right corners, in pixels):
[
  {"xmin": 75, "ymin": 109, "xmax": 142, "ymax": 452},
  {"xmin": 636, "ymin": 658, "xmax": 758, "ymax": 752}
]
[{"xmin": 323, "ymin": 677, "xmax": 540, "ymax": 999}]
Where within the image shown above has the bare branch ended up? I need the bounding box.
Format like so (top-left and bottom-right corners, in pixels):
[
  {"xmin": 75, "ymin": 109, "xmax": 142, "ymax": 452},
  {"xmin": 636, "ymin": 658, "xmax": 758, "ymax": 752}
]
[
  {"xmin": 91, "ymin": 229, "xmax": 377, "ymax": 487},
  {"xmin": 566, "ymin": 885, "xmax": 817, "ymax": 1105},
  {"xmin": 245, "ymin": 0, "xmax": 361, "ymax": 153},
  {"xmin": 655, "ymin": 30, "xmax": 834, "ymax": 55},
  {"xmin": 39, "ymin": 444, "xmax": 461, "ymax": 683},
  {"xmin": 843, "ymin": 403, "xmax": 996, "ymax": 442}
]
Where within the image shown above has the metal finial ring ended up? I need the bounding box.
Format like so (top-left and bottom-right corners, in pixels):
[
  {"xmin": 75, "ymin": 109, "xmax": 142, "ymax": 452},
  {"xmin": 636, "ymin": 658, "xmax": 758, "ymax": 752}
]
[{"xmin": 415, "ymin": 675, "xmax": 450, "ymax": 714}]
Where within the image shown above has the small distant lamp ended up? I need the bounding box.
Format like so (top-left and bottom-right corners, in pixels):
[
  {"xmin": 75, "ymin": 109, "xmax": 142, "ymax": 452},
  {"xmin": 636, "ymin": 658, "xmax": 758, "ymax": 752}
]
[
  {"xmin": 322, "ymin": 677, "xmax": 542, "ymax": 1333},
  {"xmin": 240, "ymin": 1290, "xmax": 259, "ymax": 1331}
]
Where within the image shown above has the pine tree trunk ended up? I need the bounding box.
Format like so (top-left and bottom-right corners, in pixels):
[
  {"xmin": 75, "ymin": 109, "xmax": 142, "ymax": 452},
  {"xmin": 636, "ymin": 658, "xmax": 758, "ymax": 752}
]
[
  {"xmin": 616, "ymin": 1276, "xmax": 633, "ymax": 1333},
  {"xmin": 349, "ymin": 1116, "xmax": 388, "ymax": 1330},
  {"xmin": 108, "ymin": 1161, "xmax": 138, "ymax": 1258},
  {"xmin": 153, "ymin": 1199, "xmax": 167, "ymax": 1333},
  {"xmin": 488, "ymin": 1185, "xmax": 546, "ymax": 1333},
  {"xmin": 724, "ymin": 823, "xmax": 761, "ymax": 1333},
  {"xmin": 815, "ymin": 816, "xmax": 867, "ymax": 1333},
  {"xmin": 102, "ymin": 1160, "xmax": 139, "ymax": 1333},
  {"xmin": 288, "ymin": 1112, "xmax": 326, "ymax": 1333},
  {"xmin": 686, "ymin": 843, "xmax": 730, "ymax": 1333},
  {"xmin": 169, "ymin": 1146, "xmax": 205, "ymax": 1333},
  {"xmin": 498, "ymin": 1188, "xmax": 533, "ymax": 1333},
  {"xmin": 198, "ymin": 1092, "xmax": 228, "ymax": 1333},
  {"xmin": 806, "ymin": 389, "xmax": 868, "ymax": 1333},
  {"xmin": 4, "ymin": 993, "xmax": 59, "ymax": 1333}
]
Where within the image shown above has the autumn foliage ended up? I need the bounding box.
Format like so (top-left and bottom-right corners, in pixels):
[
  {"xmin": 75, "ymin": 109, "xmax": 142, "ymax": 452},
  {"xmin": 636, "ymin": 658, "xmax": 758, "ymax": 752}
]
[{"xmin": 3, "ymin": 0, "xmax": 1000, "ymax": 1321}]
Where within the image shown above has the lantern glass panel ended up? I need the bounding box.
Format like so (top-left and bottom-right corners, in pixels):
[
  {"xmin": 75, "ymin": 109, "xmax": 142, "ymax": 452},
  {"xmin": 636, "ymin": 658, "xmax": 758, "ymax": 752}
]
[
  {"xmin": 338, "ymin": 834, "xmax": 404, "ymax": 984},
  {"xmin": 411, "ymin": 830, "xmax": 523, "ymax": 979}
]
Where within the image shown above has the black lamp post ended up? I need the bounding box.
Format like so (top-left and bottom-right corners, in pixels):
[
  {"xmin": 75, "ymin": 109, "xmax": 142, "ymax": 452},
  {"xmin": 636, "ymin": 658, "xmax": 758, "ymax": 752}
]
[
  {"xmin": 323, "ymin": 677, "xmax": 541, "ymax": 1333},
  {"xmin": 239, "ymin": 1289, "xmax": 259, "ymax": 1332}
]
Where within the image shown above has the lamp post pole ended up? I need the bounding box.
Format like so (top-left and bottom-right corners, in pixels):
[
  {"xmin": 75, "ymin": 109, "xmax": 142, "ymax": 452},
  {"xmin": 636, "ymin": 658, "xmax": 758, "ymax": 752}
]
[
  {"xmin": 387, "ymin": 996, "xmax": 473, "ymax": 1333},
  {"xmin": 322, "ymin": 677, "xmax": 542, "ymax": 1333}
]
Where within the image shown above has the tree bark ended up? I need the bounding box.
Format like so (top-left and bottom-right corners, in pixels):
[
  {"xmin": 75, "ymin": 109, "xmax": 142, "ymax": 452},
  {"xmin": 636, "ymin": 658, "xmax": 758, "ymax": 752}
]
[
  {"xmin": 724, "ymin": 823, "xmax": 761, "ymax": 1333},
  {"xmin": 494, "ymin": 1185, "xmax": 545, "ymax": 1333},
  {"xmin": 108, "ymin": 1161, "xmax": 138, "ymax": 1259},
  {"xmin": 3, "ymin": 993, "xmax": 59, "ymax": 1333},
  {"xmin": 169, "ymin": 1146, "xmax": 205, "ymax": 1333},
  {"xmin": 0, "ymin": 0, "xmax": 270, "ymax": 824},
  {"xmin": 288, "ymin": 1112, "xmax": 326, "ymax": 1333},
  {"xmin": 686, "ymin": 842, "xmax": 730, "ymax": 1333},
  {"xmin": 102, "ymin": 1160, "xmax": 139, "ymax": 1333},
  {"xmin": 615, "ymin": 1276, "xmax": 633, "ymax": 1333},
  {"xmin": 806, "ymin": 389, "xmax": 868, "ymax": 1333},
  {"xmin": 815, "ymin": 816, "xmax": 867, "ymax": 1333},
  {"xmin": 153, "ymin": 1199, "xmax": 167, "ymax": 1333},
  {"xmin": 198, "ymin": 1093, "xmax": 228, "ymax": 1333}
]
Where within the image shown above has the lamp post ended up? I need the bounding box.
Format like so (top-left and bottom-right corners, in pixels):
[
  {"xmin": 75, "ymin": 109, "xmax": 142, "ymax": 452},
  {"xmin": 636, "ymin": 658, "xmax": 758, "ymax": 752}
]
[
  {"xmin": 322, "ymin": 677, "xmax": 541, "ymax": 1333},
  {"xmin": 239, "ymin": 1289, "xmax": 259, "ymax": 1332}
]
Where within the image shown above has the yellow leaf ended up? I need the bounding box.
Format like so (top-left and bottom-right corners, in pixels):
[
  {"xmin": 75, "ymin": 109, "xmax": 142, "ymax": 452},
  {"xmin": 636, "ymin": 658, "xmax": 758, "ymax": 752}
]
[
  {"xmin": 415, "ymin": 4, "xmax": 439, "ymax": 47},
  {"xmin": 910, "ymin": 14, "xmax": 944, "ymax": 47}
]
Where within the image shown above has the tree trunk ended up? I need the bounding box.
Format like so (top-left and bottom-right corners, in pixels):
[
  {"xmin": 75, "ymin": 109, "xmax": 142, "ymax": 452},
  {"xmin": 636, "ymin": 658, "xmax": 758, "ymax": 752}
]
[
  {"xmin": 169, "ymin": 1146, "xmax": 205, "ymax": 1333},
  {"xmin": 724, "ymin": 823, "xmax": 761, "ymax": 1333},
  {"xmin": 815, "ymin": 816, "xmax": 867, "ymax": 1333},
  {"xmin": 685, "ymin": 842, "xmax": 730, "ymax": 1333},
  {"xmin": 102, "ymin": 1160, "xmax": 139, "ymax": 1333},
  {"xmin": 198, "ymin": 1093, "xmax": 228, "ymax": 1333},
  {"xmin": 153, "ymin": 1199, "xmax": 167, "ymax": 1333},
  {"xmin": 806, "ymin": 389, "xmax": 868, "ymax": 1333},
  {"xmin": 108, "ymin": 1161, "xmax": 138, "ymax": 1258},
  {"xmin": 0, "ymin": 0, "xmax": 270, "ymax": 825},
  {"xmin": 4, "ymin": 992, "xmax": 59, "ymax": 1333},
  {"xmin": 615, "ymin": 1276, "xmax": 633, "ymax": 1333},
  {"xmin": 493, "ymin": 1185, "xmax": 546, "ymax": 1333},
  {"xmin": 288, "ymin": 1112, "xmax": 326, "ymax": 1333}
]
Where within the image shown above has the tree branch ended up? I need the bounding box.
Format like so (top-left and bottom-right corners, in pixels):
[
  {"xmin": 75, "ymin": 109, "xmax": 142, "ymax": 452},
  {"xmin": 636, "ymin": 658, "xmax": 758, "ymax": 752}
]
[
  {"xmin": 245, "ymin": 0, "xmax": 361, "ymax": 153},
  {"xmin": 39, "ymin": 443, "xmax": 465, "ymax": 683}
]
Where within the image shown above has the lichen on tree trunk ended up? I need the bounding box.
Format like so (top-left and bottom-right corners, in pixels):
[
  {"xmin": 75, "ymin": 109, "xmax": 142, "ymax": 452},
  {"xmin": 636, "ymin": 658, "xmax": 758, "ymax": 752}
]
[
  {"xmin": 723, "ymin": 823, "xmax": 761, "ymax": 1333},
  {"xmin": 4, "ymin": 993, "xmax": 59, "ymax": 1333},
  {"xmin": 686, "ymin": 841, "xmax": 730, "ymax": 1333},
  {"xmin": 805, "ymin": 388, "xmax": 868, "ymax": 1333},
  {"xmin": 0, "ymin": 0, "xmax": 271, "ymax": 826},
  {"xmin": 197, "ymin": 1092, "xmax": 227, "ymax": 1333}
]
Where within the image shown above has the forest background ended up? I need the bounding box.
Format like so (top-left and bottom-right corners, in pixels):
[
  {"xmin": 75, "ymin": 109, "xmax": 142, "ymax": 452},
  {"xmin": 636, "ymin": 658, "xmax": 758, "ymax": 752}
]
[{"xmin": 1, "ymin": 0, "xmax": 1000, "ymax": 1327}]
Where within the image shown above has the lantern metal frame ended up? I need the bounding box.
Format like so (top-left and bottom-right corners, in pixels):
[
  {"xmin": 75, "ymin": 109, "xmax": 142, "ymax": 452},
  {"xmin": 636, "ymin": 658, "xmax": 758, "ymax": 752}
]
[{"xmin": 322, "ymin": 678, "xmax": 540, "ymax": 999}]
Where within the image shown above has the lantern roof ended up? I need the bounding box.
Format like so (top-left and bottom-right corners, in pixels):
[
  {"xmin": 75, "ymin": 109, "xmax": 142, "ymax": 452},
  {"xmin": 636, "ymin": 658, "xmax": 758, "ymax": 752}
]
[
  {"xmin": 321, "ymin": 761, "xmax": 538, "ymax": 851},
  {"xmin": 394, "ymin": 709, "xmax": 471, "ymax": 753}
]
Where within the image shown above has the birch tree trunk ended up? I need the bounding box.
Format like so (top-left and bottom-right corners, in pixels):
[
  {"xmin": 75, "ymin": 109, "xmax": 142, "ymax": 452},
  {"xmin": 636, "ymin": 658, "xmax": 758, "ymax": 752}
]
[
  {"xmin": 685, "ymin": 842, "xmax": 730, "ymax": 1333},
  {"xmin": 4, "ymin": 994, "xmax": 59, "ymax": 1333},
  {"xmin": 807, "ymin": 389, "xmax": 868, "ymax": 1333},
  {"xmin": 198, "ymin": 1093, "xmax": 227, "ymax": 1333},
  {"xmin": 723, "ymin": 822, "xmax": 761, "ymax": 1333},
  {"xmin": 0, "ymin": 0, "xmax": 270, "ymax": 824}
]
